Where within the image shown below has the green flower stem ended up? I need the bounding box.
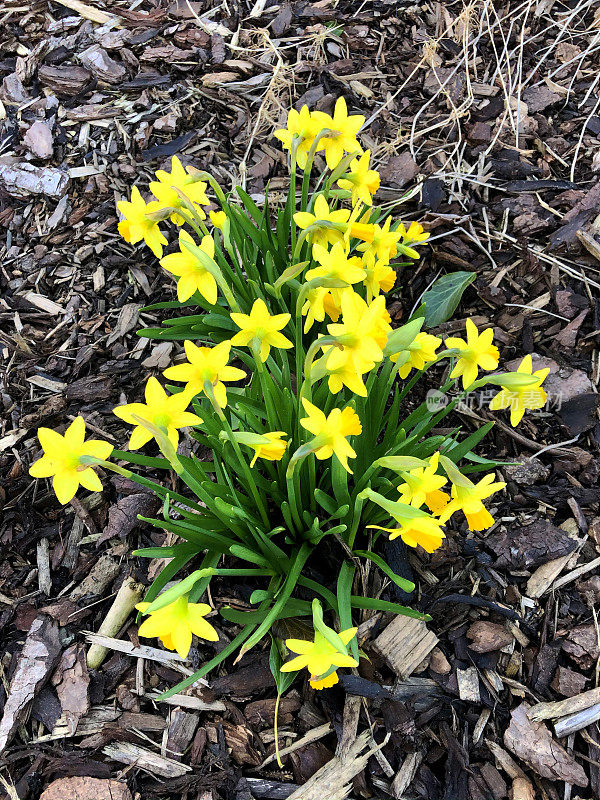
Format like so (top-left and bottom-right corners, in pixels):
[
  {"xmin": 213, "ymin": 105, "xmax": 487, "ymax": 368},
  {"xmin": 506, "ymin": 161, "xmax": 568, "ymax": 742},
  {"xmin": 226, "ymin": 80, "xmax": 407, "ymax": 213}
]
[
  {"xmin": 323, "ymin": 150, "xmax": 361, "ymax": 198},
  {"xmin": 250, "ymin": 342, "xmax": 280, "ymax": 431},
  {"xmin": 204, "ymin": 381, "xmax": 269, "ymax": 528},
  {"xmin": 172, "ymin": 207, "xmax": 206, "ymax": 243},
  {"xmin": 347, "ymin": 492, "xmax": 366, "ymax": 548},
  {"xmin": 286, "ymin": 439, "xmax": 323, "ymax": 532},
  {"xmin": 300, "ymin": 128, "xmax": 336, "ymax": 212},
  {"xmin": 290, "ymin": 136, "xmax": 299, "ymax": 254},
  {"xmin": 189, "ymin": 170, "xmax": 229, "ymax": 210},
  {"xmin": 291, "ymin": 221, "xmax": 344, "ymax": 264}
]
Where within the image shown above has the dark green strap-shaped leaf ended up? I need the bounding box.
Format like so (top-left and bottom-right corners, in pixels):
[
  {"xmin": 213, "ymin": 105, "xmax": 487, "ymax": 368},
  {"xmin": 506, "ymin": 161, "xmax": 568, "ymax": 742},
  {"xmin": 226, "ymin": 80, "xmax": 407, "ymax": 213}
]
[
  {"xmin": 350, "ymin": 595, "xmax": 430, "ymax": 620},
  {"xmin": 220, "ymin": 597, "xmax": 312, "ymax": 625},
  {"xmin": 133, "ymin": 543, "xmax": 198, "ymax": 559},
  {"xmin": 336, "ymin": 562, "xmax": 358, "ymax": 661},
  {"xmin": 270, "ymin": 637, "xmax": 297, "ymax": 695},
  {"xmin": 353, "ymin": 550, "xmax": 415, "ymax": 593},
  {"xmin": 442, "ymin": 421, "xmax": 494, "ymax": 463}
]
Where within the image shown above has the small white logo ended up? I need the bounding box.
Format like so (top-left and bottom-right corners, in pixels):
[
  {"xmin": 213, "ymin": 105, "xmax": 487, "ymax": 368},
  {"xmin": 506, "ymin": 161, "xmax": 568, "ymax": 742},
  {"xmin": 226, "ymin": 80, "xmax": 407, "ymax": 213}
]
[{"xmin": 426, "ymin": 389, "xmax": 448, "ymax": 412}]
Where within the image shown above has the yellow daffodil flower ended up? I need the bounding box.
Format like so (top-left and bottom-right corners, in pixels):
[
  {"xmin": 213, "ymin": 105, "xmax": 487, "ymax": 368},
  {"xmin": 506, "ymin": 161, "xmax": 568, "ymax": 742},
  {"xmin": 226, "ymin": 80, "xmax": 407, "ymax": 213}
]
[
  {"xmin": 363, "ymin": 253, "xmax": 396, "ymax": 302},
  {"xmin": 247, "ymin": 431, "xmax": 288, "ymax": 466},
  {"xmin": 318, "ymin": 358, "xmax": 368, "ymax": 397},
  {"xmin": 113, "ymin": 377, "xmax": 202, "ymax": 451},
  {"xmin": 163, "ymin": 340, "xmax": 245, "ymax": 408},
  {"xmin": 29, "ymin": 416, "xmax": 113, "ymax": 505},
  {"xmin": 439, "ymin": 473, "xmax": 506, "ymax": 531},
  {"xmin": 117, "ymin": 186, "xmax": 168, "ymax": 258},
  {"xmin": 306, "ymin": 242, "xmax": 366, "ymax": 304},
  {"xmin": 489, "ymin": 355, "xmax": 549, "ymax": 426},
  {"xmin": 337, "ymin": 150, "xmax": 380, "ymax": 206},
  {"xmin": 274, "ymin": 105, "xmax": 322, "ymax": 169},
  {"xmin": 160, "ymin": 230, "xmax": 218, "ymax": 304},
  {"xmin": 391, "ymin": 331, "xmax": 442, "ymax": 378},
  {"xmin": 136, "ymin": 595, "xmax": 218, "ymax": 659},
  {"xmin": 301, "ymin": 286, "xmax": 341, "ymax": 332},
  {"xmin": 324, "ymin": 292, "xmax": 391, "ymax": 378},
  {"xmin": 398, "ymin": 221, "xmax": 430, "ymax": 259},
  {"xmin": 280, "ymin": 627, "xmax": 359, "ymax": 688},
  {"xmin": 149, "ymin": 156, "xmax": 209, "ymax": 225},
  {"xmin": 374, "ymin": 515, "xmax": 446, "ymax": 553},
  {"xmin": 299, "ymin": 399, "xmax": 361, "ymax": 473},
  {"xmin": 210, "ymin": 210, "xmax": 227, "ymax": 230},
  {"xmin": 312, "ymin": 97, "xmax": 365, "ymax": 169},
  {"xmin": 397, "ymin": 452, "xmax": 449, "ymax": 514},
  {"xmin": 364, "ymin": 489, "xmax": 446, "ymax": 552},
  {"xmin": 355, "ymin": 217, "xmax": 402, "ymax": 265},
  {"xmin": 445, "ymin": 319, "xmax": 499, "ymax": 389},
  {"xmin": 230, "ymin": 299, "xmax": 292, "ymax": 362},
  {"xmin": 293, "ymin": 194, "xmax": 350, "ymax": 250}
]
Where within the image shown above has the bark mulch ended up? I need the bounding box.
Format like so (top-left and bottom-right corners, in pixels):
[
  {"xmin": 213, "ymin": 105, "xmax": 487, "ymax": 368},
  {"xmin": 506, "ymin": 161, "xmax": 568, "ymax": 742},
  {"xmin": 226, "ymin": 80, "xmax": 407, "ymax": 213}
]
[{"xmin": 2, "ymin": 1, "xmax": 600, "ymax": 798}]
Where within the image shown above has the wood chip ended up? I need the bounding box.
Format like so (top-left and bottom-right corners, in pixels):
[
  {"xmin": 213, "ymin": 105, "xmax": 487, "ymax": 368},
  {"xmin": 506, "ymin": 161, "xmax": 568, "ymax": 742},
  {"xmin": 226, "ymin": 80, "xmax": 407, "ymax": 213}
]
[
  {"xmin": 371, "ymin": 616, "xmax": 439, "ymax": 678},
  {"xmin": 102, "ymin": 741, "xmax": 192, "ymax": 778}
]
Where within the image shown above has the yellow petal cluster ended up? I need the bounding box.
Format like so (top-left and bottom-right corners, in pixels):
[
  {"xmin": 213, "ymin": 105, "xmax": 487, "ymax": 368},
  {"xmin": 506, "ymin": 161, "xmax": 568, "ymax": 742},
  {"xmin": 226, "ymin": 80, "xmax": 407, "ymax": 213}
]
[
  {"xmin": 137, "ymin": 595, "xmax": 218, "ymax": 659},
  {"xmin": 113, "ymin": 377, "xmax": 202, "ymax": 451},
  {"xmin": 281, "ymin": 627, "xmax": 358, "ymax": 688},
  {"xmin": 29, "ymin": 416, "xmax": 113, "ymax": 505}
]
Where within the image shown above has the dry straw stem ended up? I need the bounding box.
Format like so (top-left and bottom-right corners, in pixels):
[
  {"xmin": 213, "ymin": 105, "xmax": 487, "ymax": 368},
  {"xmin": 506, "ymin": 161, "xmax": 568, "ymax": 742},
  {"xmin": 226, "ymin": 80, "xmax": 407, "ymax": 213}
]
[
  {"xmin": 363, "ymin": 0, "xmax": 600, "ymax": 222},
  {"xmin": 86, "ymin": 577, "xmax": 145, "ymax": 669},
  {"xmin": 287, "ymin": 730, "xmax": 386, "ymax": 800}
]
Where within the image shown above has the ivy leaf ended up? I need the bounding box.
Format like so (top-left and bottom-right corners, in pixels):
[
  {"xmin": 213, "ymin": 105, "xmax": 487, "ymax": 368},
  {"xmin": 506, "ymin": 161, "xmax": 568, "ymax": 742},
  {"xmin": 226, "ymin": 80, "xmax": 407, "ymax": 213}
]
[{"xmin": 422, "ymin": 271, "xmax": 475, "ymax": 328}]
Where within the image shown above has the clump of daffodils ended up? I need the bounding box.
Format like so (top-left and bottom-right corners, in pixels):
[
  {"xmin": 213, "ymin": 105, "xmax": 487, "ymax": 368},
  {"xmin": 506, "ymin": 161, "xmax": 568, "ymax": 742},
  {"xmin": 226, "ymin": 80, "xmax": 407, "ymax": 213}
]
[{"xmin": 29, "ymin": 98, "xmax": 547, "ymax": 701}]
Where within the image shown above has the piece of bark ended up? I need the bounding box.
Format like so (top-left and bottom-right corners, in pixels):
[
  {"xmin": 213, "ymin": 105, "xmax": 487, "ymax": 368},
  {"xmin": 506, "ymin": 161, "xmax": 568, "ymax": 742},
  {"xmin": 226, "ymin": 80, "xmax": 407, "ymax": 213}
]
[
  {"xmin": 522, "ymin": 85, "xmax": 561, "ymax": 113},
  {"xmin": 504, "ymin": 702, "xmax": 587, "ymax": 786},
  {"xmin": 551, "ymin": 666, "xmax": 587, "ymax": 697},
  {"xmin": 71, "ymin": 554, "xmax": 120, "ymax": 600},
  {"xmin": 528, "ymin": 686, "xmax": 600, "ymax": 722},
  {"xmin": 38, "ymin": 64, "xmax": 93, "ymax": 96},
  {"xmin": 102, "ymin": 742, "xmax": 191, "ymax": 777},
  {"xmin": 467, "ymin": 622, "xmax": 514, "ymax": 653},
  {"xmin": 40, "ymin": 776, "xmax": 131, "ymax": 800},
  {"xmin": 290, "ymin": 741, "xmax": 334, "ymax": 784},
  {"xmin": 80, "ymin": 45, "xmax": 126, "ymax": 83},
  {"xmin": 2, "ymin": 72, "xmax": 30, "ymax": 104},
  {"xmin": 429, "ymin": 646, "xmax": 452, "ymax": 674},
  {"xmin": 480, "ymin": 762, "xmax": 508, "ymax": 800},
  {"xmin": 486, "ymin": 740, "xmax": 527, "ymax": 780},
  {"xmin": 379, "ymin": 153, "xmax": 419, "ymax": 189},
  {"xmin": 52, "ymin": 644, "xmax": 90, "ymax": 735},
  {"xmin": 554, "ymin": 702, "xmax": 600, "ymax": 738},
  {"xmin": 165, "ymin": 710, "xmax": 198, "ymax": 761},
  {"xmin": 86, "ymin": 578, "xmax": 145, "ymax": 669},
  {"xmin": 221, "ymin": 721, "xmax": 262, "ymax": 766},
  {"xmin": 371, "ymin": 616, "xmax": 439, "ymax": 679},
  {"xmin": 0, "ymin": 615, "xmax": 63, "ymax": 753},
  {"xmin": 24, "ymin": 120, "xmax": 54, "ymax": 159},
  {"xmin": 0, "ymin": 163, "xmax": 69, "ymax": 198},
  {"xmin": 98, "ymin": 493, "xmax": 158, "ymax": 545},
  {"xmin": 510, "ymin": 777, "xmax": 535, "ymax": 800},
  {"xmin": 245, "ymin": 696, "xmax": 300, "ymax": 728},
  {"xmin": 562, "ymin": 624, "xmax": 600, "ymax": 670},
  {"xmin": 486, "ymin": 517, "xmax": 577, "ymax": 570},
  {"xmin": 456, "ymin": 666, "xmax": 481, "ymax": 703}
]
